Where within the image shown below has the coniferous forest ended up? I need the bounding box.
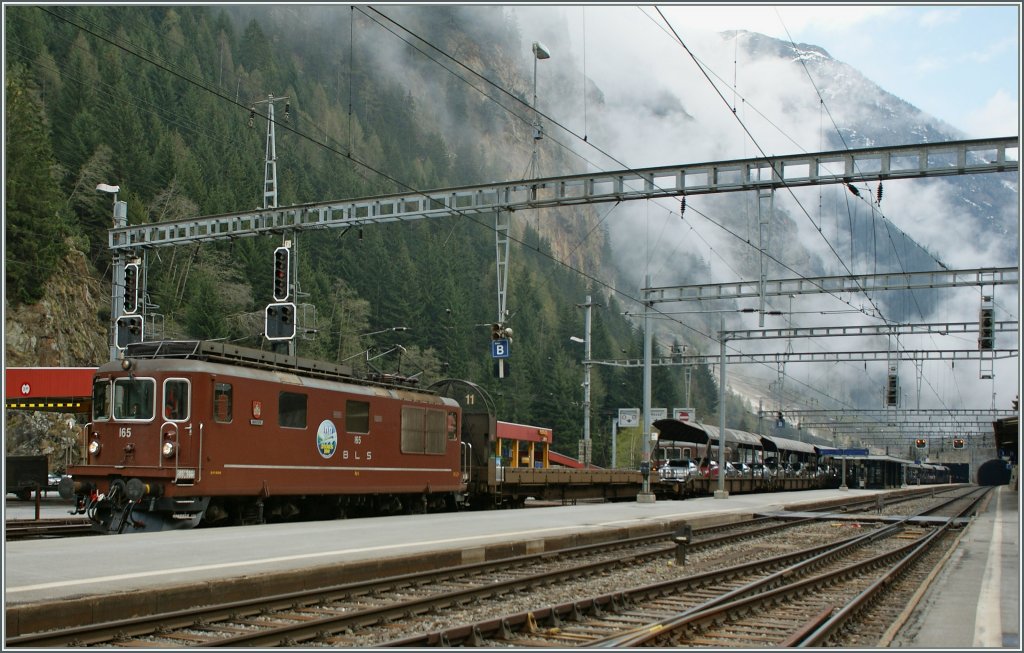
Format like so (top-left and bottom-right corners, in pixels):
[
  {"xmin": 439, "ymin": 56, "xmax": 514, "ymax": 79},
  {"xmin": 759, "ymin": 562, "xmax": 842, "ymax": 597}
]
[{"xmin": 5, "ymin": 6, "xmax": 750, "ymax": 466}]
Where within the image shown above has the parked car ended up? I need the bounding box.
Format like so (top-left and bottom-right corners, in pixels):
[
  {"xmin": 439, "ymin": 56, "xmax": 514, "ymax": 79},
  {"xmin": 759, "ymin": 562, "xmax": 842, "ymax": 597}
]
[
  {"xmin": 697, "ymin": 458, "xmax": 719, "ymax": 479},
  {"xmin": 659, "ymin": 459, "xmax": 698, "ymax": 481}
]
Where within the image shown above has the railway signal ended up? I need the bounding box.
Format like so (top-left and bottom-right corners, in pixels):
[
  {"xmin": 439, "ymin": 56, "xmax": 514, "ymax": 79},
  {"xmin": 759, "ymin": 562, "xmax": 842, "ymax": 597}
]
[
  {"xmin": 123, "ymin": 263, "xmax": 139, "ymax": 314},
  {"xmin": 885, "ymin": 372, "xmax": 899, "ymax": 407},
  {"xmin": 978, "ymin": 306, "xmax": 994, "ymax": 350},
  {"xmin": 952, "ymin": 438, "xmax": 965, "ymax": 449},
  {"xmin": 115, "ymin": 315, "xmax": 143, "ymax": 349},
  {"xmin": 265, "ymin": 302, "xmax": 296, "ymax": 340},
  {"xmin": 273, "ymin": 247, "xmax": 291, "ymax": 301},
  {"xmin": 915, "ymin": 438, "xmax": 927, "ymax": 449}
]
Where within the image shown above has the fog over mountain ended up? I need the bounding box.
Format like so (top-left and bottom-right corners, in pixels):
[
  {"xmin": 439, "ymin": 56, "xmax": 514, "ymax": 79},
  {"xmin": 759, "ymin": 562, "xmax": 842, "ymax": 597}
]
[{"xmin": 504, "ymin": 7, "xmax": 1020, "ymax": 415}]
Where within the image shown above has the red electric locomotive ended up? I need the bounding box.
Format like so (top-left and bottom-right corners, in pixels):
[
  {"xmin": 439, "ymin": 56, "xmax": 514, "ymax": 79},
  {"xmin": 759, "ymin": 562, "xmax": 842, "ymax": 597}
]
[{"xmin": 60, "ymin": 340, "xmax": 471, "ymax": 533}]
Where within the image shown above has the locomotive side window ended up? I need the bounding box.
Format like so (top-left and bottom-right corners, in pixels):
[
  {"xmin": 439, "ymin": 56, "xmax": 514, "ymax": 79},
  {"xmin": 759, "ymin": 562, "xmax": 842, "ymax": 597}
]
[
  {"xmin": 92, "ymin": 380, "xmax": 110, "ymax": 420},
  {"xmin": 112, "ymin": 378, "xmax": 155, "ymax": 421},
  {"xmin": 346, "ymin": 400, "xmax": 370, "ymax": 434},
  {"xmin": 163, "ymin": 379, "xmax": 190, "ymax": 421},
  {"xmin": 401, "ymin": 406, "xmax": 446, "ymax": 455},
  {"xmin": 279, "ymin": 392, "xmax": 307, "ymax": 429},
  {"xmin": 214, "ymin": 383, "xmax": 232, "ymax": 423}
]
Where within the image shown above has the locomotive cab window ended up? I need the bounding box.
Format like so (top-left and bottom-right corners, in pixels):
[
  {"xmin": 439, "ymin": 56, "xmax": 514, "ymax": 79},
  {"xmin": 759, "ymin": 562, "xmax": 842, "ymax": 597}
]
[
  {"xmin": 214, "ymin": 383, "xmax": 232, "ymax": 423},
  {"xmin": 163, "ymin": 379, "xmax": 190, "ymax": 421},
  {"xmin": 113, "ymin": 378, "xmax": 155, "ymax": 421},
  {"xmin": 346, "ymin": 400, "xmax": 370, "ymax": 434},
  {"xmin": 92, "ymin": 379, "xmax": 111, "ymax": 420},
  {"xmin": 279, "ymin": 392, "xmax": 307, "ymax": 429},
  {"xmin": 447, "ymin": 411, "xmax": 458, "ymax": 441}
]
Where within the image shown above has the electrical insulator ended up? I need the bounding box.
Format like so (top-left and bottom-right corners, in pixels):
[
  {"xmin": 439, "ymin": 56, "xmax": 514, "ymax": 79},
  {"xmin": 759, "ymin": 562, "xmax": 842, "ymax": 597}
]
[
  {"xmin": 876, "ymin": 182, "xmax": 883, "ymax": 205},
  {"xmin": 680, "ymin": 195, "xmax": 686, "ymax": 217},
  {"xmin": 846, "ymin": 183, "xmax": 861, "ymax": 197},
  {"xmin": 273, "ymin": 247, "xmax": 291, "ymax": 301},
  {"xmin": 248, "ymin": 106, "xmax": 256, "ymax": 128},
  {"xmin": 123, "ymin": 263, "xmax": 139, "ymax": 314}
]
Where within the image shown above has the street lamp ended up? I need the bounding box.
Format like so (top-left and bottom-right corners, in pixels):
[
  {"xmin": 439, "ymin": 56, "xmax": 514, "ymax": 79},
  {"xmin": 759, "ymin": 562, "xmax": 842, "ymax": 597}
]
[
  {"xmin": 570, "ymin": 335, "xmax": 591, "ymax": 468},
  {"xmin": 571, "ymin": 295, "xmax": 598, "ymax": 468},
  {"xmin": 529, "ymin": 41, "xmax": 551, "ymax": 178},
  {"xmin": 98, "ymin": 183, "xmax": 128, "ymax": 362}
]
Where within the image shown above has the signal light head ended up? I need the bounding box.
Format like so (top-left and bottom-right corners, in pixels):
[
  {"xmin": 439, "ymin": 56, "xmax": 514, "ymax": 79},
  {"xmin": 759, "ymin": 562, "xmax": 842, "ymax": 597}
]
[{"xmin": 273, "ymin": 247, "xmax": 291, "ymax": 301}]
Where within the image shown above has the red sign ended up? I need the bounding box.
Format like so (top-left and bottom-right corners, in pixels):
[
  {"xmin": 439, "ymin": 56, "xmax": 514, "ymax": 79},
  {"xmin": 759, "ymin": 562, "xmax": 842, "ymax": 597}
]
[{"xmin": 5, "ymin": 367, "xmax": 95, "ymax": 399}]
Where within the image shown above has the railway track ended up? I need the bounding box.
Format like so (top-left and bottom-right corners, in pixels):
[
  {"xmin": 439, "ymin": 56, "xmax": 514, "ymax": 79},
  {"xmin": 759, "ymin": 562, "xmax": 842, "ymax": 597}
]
[
  {"xmin": 383, "ymin": 486, "xmax": 988, "ymax": 647},
  {"xmin": 4, "ymin": 518, "xmax": 96, "ymax": 541},
  {"xmin": 5, "ymin": 487, "xmax": 986, "ymax": 648},
  {"xmin": 5, "ymin": 515, "xmax": 823, "ymax": 647}
]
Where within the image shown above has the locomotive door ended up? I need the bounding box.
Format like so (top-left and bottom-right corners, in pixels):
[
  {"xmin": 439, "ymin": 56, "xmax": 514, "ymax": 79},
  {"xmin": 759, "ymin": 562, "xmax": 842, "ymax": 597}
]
[{"xmin": 162, "ymin": 378, "xmax": 199, "ymax": 485}]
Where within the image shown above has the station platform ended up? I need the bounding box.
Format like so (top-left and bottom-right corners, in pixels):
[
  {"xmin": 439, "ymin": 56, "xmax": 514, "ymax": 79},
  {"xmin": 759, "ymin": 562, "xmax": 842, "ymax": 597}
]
[
  {"xmin": 886, "ymin": 484, "xmax": 1019, "ymax": 649},
  {"xmin": 4, "ymin": 486, "xmax": 1019, "ymax": 647}
]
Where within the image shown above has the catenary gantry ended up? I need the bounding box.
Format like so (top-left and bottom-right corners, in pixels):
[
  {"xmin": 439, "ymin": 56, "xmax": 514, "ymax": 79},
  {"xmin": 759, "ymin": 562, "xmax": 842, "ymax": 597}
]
[{"xmin": 107, "ymin": 136, "xmax": 1018, "ymax": 252}]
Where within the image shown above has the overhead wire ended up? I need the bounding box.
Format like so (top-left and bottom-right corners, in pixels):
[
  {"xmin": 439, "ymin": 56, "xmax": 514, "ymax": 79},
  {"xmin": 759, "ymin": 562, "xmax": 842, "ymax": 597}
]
[
  {"xmin": 36, "ymin": 7, "xmax": 999, "ymax": 419},
  {"xmin": 772, "ymin": 11, "xmax": 981, "ymax": 413},
  {"xmin": 43, "ymin": 6, "xmax": 874, "ymax": 414}
]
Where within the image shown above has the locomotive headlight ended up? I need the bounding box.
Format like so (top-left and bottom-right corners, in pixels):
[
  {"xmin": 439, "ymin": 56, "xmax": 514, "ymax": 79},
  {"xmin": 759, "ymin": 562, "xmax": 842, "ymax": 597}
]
[
  {"xmin": 88, "ymin": 440, "xmax": 102, "ymax": 456},
  {"xmin": 161, "ymin": 441, "xmax": 177, "ymax": 458}
]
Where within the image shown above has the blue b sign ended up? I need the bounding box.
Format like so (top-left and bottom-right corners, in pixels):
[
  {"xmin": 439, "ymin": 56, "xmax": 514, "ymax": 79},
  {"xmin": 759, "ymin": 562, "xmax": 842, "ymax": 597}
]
[{"xmin": 491, "ymin": 339, "xmax": 510, "ymax": 359}]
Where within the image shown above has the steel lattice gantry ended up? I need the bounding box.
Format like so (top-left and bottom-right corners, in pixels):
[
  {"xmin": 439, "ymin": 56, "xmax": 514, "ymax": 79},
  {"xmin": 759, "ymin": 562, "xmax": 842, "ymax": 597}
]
[
  {"xmin": 591, "ymin": 348, "xmax": 1016, "ymax": 367},
  {"xmin": 644, "ymin": 267, "xmax": 1019, "ymax": 305},
  {"xmin": 107, "ymin": 136, "xmax": 1018, "ymax": 252}
]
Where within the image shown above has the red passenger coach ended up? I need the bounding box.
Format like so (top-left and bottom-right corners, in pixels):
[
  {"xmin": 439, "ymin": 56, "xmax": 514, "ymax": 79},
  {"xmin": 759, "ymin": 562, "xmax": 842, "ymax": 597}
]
[{"xmin": 61, "ymin": 341, "xmax": 465, "ymax": 533}]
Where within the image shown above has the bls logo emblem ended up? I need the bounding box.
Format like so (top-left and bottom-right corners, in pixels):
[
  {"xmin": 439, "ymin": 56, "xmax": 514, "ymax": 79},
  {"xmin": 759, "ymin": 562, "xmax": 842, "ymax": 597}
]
[{"xmin": 252, "ymin": 401, "xmax": 262, "ymax": 419}]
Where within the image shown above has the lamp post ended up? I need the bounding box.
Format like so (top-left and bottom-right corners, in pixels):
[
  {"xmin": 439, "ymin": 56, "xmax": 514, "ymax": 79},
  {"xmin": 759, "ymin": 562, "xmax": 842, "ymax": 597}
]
[
  {"xmin": 97, "ymin": 184, "xmax": 127, "ymax": 361},
  {"xmin": 529, "ymin": 41, "xmax": 551, "ymax": 178},
  {"xmin": 570, "ymin": 335, "xmax": 590, "ymax": 467},
  {"xmin": 572, "ymin": 295, "xmax": 599, "ymax": 468}
]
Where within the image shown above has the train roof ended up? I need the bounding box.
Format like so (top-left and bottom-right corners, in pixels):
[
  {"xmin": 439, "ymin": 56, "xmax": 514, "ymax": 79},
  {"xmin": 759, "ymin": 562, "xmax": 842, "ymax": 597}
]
[
  {"xmin": 653, "ymin": 419, "xmax": 818, "ymax": 455},
  {"xmin": 113, "ymin": 340, "xmax": 430, "ymax": 393}
]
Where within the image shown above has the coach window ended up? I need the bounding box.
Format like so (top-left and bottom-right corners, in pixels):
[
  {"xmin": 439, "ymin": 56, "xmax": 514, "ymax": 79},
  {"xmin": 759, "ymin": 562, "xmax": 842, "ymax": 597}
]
[
  {"xmin": 113, "ymin": 378, "xmax": 155, "ymax": 421},
  {"xmin": 92, "ymin": 380, "xmax": 110, "ymax": 421},
  {"xmin": 279, "ymin": 392, "xmax": 307, "ymax": 429},
  {"xmin": 346, "ymin": 400, "xmax": 370, "ymax": 434},
  {"xmin": 163, "ymin": 379, "xmax": 190, "ymax": 421},
  {"xmin": 213, "ymin": 382, "xmax": 232, "ymax": 423}
]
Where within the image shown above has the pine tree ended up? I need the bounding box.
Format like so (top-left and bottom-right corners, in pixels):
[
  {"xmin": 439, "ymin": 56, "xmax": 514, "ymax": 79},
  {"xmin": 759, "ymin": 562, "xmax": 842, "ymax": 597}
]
[{"xmin": 4, "ymin": 64, "xmax": 69, "ymax": 304}]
